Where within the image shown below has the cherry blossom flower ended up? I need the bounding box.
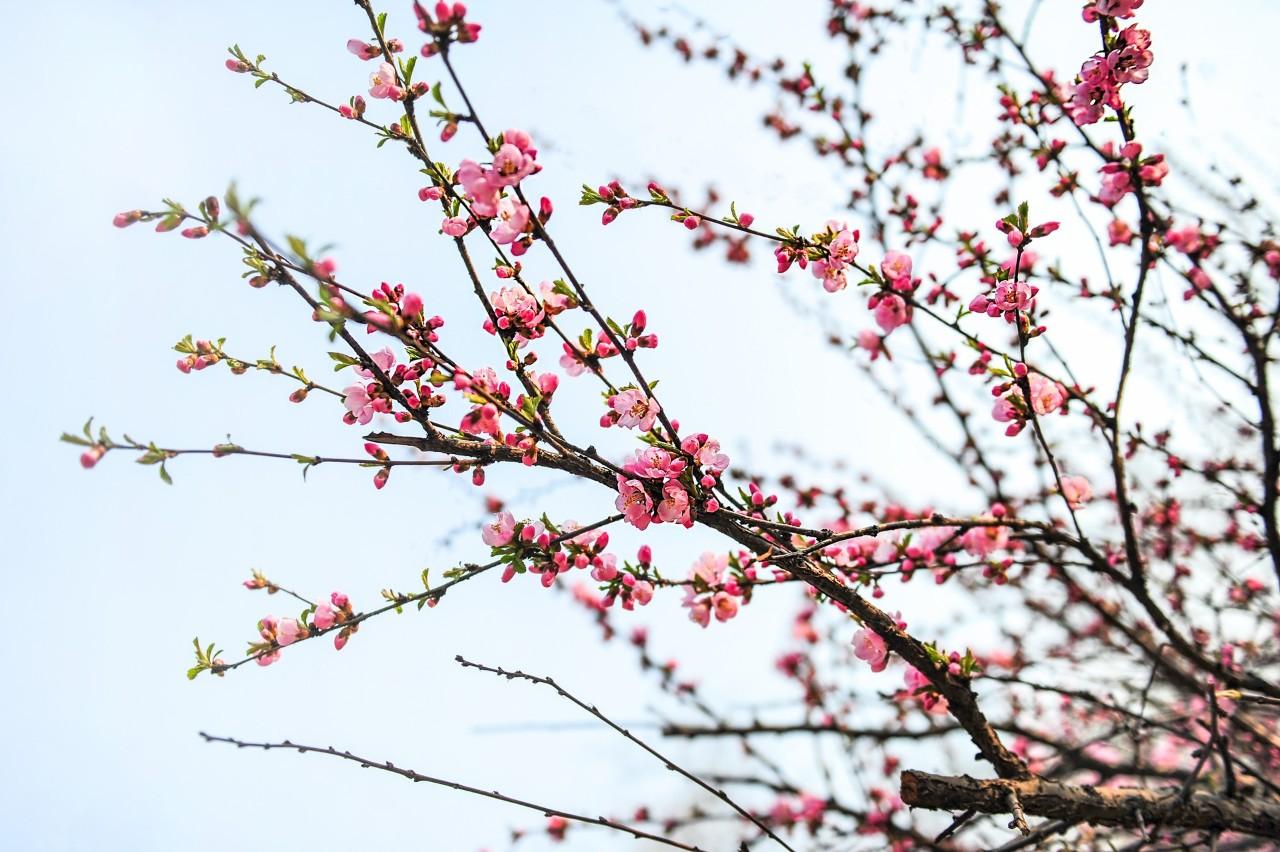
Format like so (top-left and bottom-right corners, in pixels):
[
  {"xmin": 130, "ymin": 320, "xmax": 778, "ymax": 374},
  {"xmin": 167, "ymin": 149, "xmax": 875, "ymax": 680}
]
[
  {"xmin": 367, "ymin": 62, "xmax": 403, "ymax": 100},
  {"xmin": 482, "ymin": 510, "xmax": 517, "ymax": 546},
  {"xmin": 615, "ymin": 476, "xmax": 654, "ymax": 530},
  {"xmin": 872, "ymin": 293, "xmax": 910, "ymax": 333},
  {"xmin": 1060, "ymin": 475, "xmax": 1094, "ymax": 509},
  {"xmin": 608, "ymin": 389, "xmax": 661, "ymax": 431},
  {"xmin": 852, "ymin": 627, "xmax": 889, "ymax": 672},
  {"xmin": 490, "ymin": 196, "xmax": 530, "ymax": 245}
]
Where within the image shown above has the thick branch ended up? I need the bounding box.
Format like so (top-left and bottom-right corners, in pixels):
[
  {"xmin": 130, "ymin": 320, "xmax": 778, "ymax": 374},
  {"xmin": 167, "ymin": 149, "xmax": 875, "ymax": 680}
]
[{"xmin": 900, "ymin": 771, "xmax": 1280, "ymax": 839}]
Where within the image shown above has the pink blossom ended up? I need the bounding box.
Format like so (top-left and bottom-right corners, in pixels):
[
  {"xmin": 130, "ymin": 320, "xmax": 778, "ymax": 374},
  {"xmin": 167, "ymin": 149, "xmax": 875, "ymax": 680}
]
[
  {"xmin": 490, "ymin": 142, "xmax": 536, "ymax": 186},
  {"xmin": 313, "ymin": 603, "xmax": 337, "ymax": 630},
  {"xmin": 873, "ymin": 294, "xmax": 910, "ymax": 333},
  {"xmin": 482, "ymin": 510, "xmax": 516, "ymax": 546},
  {"xmin": 615, "ymin": 476, "xmax": 654, "ymax": 530},
  {"xmin": 904, "ymin": 667, "xmax": 949, "ymax": 714},
  {"xmin": 442, "ymin": 216, "xmax": 470, "ymax": 237},
  {"xmin": 354, "ymin": 346, "xmax": 396, "ymax": 379},
  {"xmin": 657, "ymin": 480, "xmax": 692, "ymax": 527},
  {"xmin": 852, "ymin": 627, "xmax": 889, "ymax": 672},
  {"xmin": 712, "ymin": 591, "xmax": 739, "ymax": 622},
  {"xmin": 694, "ymin": 438, "xmax": 730, "ymax": 474},
  {"xmin": 367, "ymin": 62, "xmax": 403, "ymax": 100},
  {"xmin": 346, "ymin": 39, "xmax": 381, "ymax": 61},
  {"xmin": 456, "ymin": 159, "xmax": 501, "ymax": 218},
  {"xmin": 1083, "ymin": 0, "xmax": 1144, "ymax": 23},
  {"xmin": 490, "ymin": 197, "xmax": 530, "ymax": 245},
  {"xmin": 1027, "ymin": 373, "xmax": 1066, "ymax": 415},
  {"xmin": 624, "ymin": 447, "xmax": 686, "ymax": 479},
  {"xmin": 610, "ymin": 389, "xmax": 661, "ymax": 431},
  {"xmin": 691, "ymin": 552, "xmax": 728, "ymax": 586},
  {"xmin": 961, "ymin": 522, "xmax": 1010, "ymax": 557},
  {"xmin": 880, "ymin": 250, "xmax": 912, "ymax": 284},
  {"xmin": 276, "ymin": 617, "xmax": 305, "ymax": 647},
  {"xmin": 486, "ymin": 285, "xmax": 545, "ymax": 341},
  {"xmin": 856, "ymin": 329, "xmax": 884, "ymax": 360},
  {"xmin": 343, "ymin": 384, "xmax": 378, "ymax": 425},
  {"xmin": 1060, "ymin": 475, "xmax": 1093, "ymax": 509}
]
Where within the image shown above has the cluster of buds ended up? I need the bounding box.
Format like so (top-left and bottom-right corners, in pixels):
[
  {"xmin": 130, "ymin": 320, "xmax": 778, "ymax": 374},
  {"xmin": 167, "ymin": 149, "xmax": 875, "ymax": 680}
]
[
  {"xmin": 482, "ymin": 513, "xmax": 624, "ymax": 589},
  {"xmin": 581, "ymin": 180, "xmax": 643, "ymax": 226},
  {"xmin": 991, "ymin": 364, "xmax": 1068, "ymax": 436},
  {"xmin": 175, "ymin": 337, "xmax": 224, "ymax": 373},
  {"xmin": 338, "ymin": 95, "xmax": 367, "ymax": 121},
  {"xmin": 1097, "ymin": 141, "xmax": 1168, "ymax": 206},
  {"xmin": 415, "ymin": 2, "xmax": 481, "ymax": 55},
  {"xmin": 250, "ymin": 591, "xmax": 357, "ymax": 666}
]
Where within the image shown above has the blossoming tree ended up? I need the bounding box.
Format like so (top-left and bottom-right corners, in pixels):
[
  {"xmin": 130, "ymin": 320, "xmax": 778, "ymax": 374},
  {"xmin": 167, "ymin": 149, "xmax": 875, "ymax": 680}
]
[{"xmin": 73, "ymin": 0, "xmax": 1280, "ymax": 848}]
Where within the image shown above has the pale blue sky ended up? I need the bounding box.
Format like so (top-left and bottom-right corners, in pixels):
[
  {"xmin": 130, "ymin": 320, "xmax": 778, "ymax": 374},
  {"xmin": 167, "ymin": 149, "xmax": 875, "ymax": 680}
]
[{"xmin": 2, "ymin": 2, "xmax": 1276, "ymax": 850}]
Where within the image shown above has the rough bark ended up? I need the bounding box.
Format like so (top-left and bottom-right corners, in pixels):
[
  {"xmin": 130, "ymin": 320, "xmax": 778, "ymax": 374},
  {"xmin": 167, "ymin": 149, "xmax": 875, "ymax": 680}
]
[{"xmin": 900, "ymin": 770, "xmax": 1280, "ymax": 839}]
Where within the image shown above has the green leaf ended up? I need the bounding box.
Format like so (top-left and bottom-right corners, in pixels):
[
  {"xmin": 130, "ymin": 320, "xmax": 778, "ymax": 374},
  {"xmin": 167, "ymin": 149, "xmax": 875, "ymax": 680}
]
[
  {"xmin": 60, "ymin": 433, "xmax": 92, "ymax": 447},
  {"xmin": 159, "ymin": 463, "xmax": 173, "ymax": 485},
  {"xmin": 187, "ymin": 665, "xmax": 204, "ymax": 681},
  {"xmin": 329, "ymin": 351, "xmax": 360, "ymax": 370}
]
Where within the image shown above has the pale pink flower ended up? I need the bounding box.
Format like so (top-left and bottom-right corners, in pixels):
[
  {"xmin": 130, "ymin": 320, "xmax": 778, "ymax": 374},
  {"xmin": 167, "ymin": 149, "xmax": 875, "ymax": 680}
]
[
  {"xmin": 346, "ymin": 39, "xmax": 380, "ymax": 61},
  {"xmin": 368, "ymin": 62, "xmax": 403, "ymax": 100},
  {"xmin": 904, "ymin": 667, "xmax": 949, "ymax": 714},
  {"xmin": 961, "ymin": 523, "xmax": 1010, "ymax": 557},
  {"xmin": 610, "ymin": 389, "xmax": 661, "ymax": 431},
  {"xmin": 490, "ymin": 197, "xmax": 530, "ymax": 244},
  {"xmin": 712, "ymin": 592, "xmax": 739, "ymax": 622},
  {"xmin": 276, "ymin": 617, "xmax": 305, "ymax": 647},
  {"xmin": 873, "ymin": 294, "xmax": 910, "ymax": 333},
  {"xmin": 880, "ymin": 250, "xmax": 912, "ymax": 284},
  {"xmin": 695, "ymin": 439, "xmax": 730, "ymax": 474},
  {"xmin": 354, "ymin": 346, "xmax": 396, "ymax": 379},
  {"xmin": 442, "ymin": 216, "xmax": 469, "ymax": 237},
  {"xmin": 615, "ymin": 476, "xmax": 653, "ymax": 530},
  {"xmin": 624, "ymin": 447, "xmax": 686, "ymax": 479},
  {"xmin": 456, "ymin": 159, "xmax": 500, "ymax": 217},
  {"xmin": 852, "ymin": 627, "xmax": 889, "ymax": 672},
  {"xmin": 343, "ymin": 384, "xmax": 378, "ymax": 425},
  {"xmin": 657, "ymin": 481, "xmax": 692, "ymax": 527},
  {"xmin": 490, "ymin": 142, "xmax": 536, "ymax": 186},
  {"xmin": 486, "ymin": 285, "xmax": 545, "ymax": 340},
  {"xmin": 482, "ymin": 510, "xmax": 517, "ymax": 546},
  {"xmin": 1027, "ymin": 373, "xmax": 1066, "ymax": 415},
  {"xmin": 691, "ymin": 552, "xmax": 728, "ymax": 587},
  {"xmin": 313, "ymin": 603, "xmax": 337, "ymax": 630},
  {"xmin": 1060, "ymin": 475, "xmax": 1093, "ymax": 509}
]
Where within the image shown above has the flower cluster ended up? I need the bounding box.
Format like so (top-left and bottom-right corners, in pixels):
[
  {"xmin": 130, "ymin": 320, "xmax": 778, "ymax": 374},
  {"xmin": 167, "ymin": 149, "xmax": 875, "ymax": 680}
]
[
  {"xmin": 483, "ymin": 285, "xmax": 546, "ymax": 344},
  {"xmin": 341, "ymin": 345, "xmax": 442, "ymax": 426},
  {"xmin": 768, "ymin": 794, "xmax": 827, "ymax": 832},
  {"xmin": 1068, "ymin": 20, "xmax": 1153, "ymax": 126},
  {"xmin": 1097, "ymin": 141, "xmax": 1168, "ymax": 206},
  {"xmin": 681, "ymin": 552, "xmax": 745, "ymax": 627},
  {"xmin": 615, "ymin": 434, "xmax": 729, "ymax": 531},
  {"xmin": 480, "ymin": 512, "xmax": 653, "ymax": 602},
  {"xmin": 250, "ymin": 591, "xmax": 356, "ymax": 666},
  {"xmin": 454, "ymin": 130, "xmax": 544, "ymax": 251},
  {"xmin": 991, "ymin": 368, "xmax": 1068, "ymax": 436},
  {"xmin": 415, "ymin": 2, "xmax": 482, "ymax": 55}
]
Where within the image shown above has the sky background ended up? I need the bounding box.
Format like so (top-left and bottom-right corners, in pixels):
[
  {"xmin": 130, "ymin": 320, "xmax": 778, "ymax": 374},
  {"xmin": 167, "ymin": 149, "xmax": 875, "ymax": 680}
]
[{"xmin": 2, "ymin": 2, "xmax": 1277, "ymax": 850}]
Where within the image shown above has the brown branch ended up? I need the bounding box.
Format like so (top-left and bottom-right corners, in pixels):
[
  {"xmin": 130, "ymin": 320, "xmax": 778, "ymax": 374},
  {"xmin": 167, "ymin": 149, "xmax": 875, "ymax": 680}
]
[
  {"xmin": 200, "ymin": 732, "xmax": 707, "ymax": 851},
  {"xmin": 900, "ymin": 771, "xmax": 1280, "ymax": 840}
]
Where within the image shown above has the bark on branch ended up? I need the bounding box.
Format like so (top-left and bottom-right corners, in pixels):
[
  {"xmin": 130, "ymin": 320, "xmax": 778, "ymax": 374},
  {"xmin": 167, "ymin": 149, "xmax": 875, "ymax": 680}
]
[{"xmin": 900, "ymin": 770, "xmax": 1280, "ymax": 839}]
